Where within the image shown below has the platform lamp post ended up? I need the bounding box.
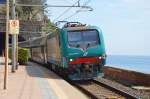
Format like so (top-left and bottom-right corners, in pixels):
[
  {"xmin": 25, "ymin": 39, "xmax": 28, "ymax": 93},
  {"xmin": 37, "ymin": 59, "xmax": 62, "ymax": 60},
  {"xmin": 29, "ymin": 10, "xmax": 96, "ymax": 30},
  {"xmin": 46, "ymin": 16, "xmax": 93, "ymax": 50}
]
[{"xmin": 4, "ymin": 0, "xmax": 9, "ymax": 89}]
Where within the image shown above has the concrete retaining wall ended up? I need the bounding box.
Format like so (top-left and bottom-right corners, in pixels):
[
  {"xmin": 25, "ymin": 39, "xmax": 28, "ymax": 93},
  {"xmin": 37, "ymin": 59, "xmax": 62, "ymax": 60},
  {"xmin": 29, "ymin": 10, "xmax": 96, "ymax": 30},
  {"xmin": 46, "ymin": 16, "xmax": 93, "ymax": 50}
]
[{"xmin": 103, "ymin": 66, "xmax": 150, "ymax": 86}]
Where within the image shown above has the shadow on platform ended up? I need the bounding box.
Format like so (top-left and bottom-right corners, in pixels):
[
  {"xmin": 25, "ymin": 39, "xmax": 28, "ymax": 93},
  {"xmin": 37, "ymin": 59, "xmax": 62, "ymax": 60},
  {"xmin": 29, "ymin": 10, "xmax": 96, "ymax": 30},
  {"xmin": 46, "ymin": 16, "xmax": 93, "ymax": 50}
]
[{"xmin": 25, "ymin": 62, "xmax": 61, "ymax": 80}]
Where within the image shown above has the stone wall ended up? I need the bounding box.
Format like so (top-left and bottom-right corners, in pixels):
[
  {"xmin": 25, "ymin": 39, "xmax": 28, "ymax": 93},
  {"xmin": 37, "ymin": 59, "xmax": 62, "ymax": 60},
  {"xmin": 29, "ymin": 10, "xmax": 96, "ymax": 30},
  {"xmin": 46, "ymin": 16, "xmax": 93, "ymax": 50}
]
[{"xmin": 103, "ymin": 66, "xmax": 150, "ymax": 86}]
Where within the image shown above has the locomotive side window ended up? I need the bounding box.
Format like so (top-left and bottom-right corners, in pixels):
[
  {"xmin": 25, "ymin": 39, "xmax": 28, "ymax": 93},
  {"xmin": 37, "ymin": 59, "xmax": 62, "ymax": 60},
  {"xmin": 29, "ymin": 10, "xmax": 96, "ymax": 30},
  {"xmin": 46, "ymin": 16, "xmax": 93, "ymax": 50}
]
[{"xmin": 68, "ymin": 29, "xmax": 100, "ymax": 48}]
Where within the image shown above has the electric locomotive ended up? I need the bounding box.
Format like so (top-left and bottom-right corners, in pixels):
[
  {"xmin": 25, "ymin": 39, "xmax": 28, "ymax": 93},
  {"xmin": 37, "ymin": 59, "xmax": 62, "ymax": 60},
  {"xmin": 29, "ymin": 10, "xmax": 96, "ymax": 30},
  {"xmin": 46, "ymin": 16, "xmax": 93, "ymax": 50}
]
[{"xmin": 30, "ymin": 22, "xmax": 106, "ymax": 80}]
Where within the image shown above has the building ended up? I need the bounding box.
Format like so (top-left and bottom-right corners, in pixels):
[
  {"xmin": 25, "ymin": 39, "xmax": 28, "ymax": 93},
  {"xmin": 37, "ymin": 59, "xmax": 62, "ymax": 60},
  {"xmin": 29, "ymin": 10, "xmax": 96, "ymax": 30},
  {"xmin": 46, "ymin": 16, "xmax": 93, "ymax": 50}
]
[
  {"xmin": 0, "ymin": 14, "xmax": 44, "ymax": 56},
  {"xmin": 0, "ymin": 14, "xmax": 6, "ymax": 56},
  {"xmin": 0, "ymin": 0, "xmax": 47, "ymax": 56}
]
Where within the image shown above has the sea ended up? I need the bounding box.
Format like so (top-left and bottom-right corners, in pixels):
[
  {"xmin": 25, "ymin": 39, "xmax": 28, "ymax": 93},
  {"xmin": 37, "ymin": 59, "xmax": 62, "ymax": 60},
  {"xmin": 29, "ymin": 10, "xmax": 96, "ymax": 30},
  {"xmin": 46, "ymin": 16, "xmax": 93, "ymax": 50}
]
[{"xmin": 106, "ymin": 55, "xmax": 150, "ymax": 74}]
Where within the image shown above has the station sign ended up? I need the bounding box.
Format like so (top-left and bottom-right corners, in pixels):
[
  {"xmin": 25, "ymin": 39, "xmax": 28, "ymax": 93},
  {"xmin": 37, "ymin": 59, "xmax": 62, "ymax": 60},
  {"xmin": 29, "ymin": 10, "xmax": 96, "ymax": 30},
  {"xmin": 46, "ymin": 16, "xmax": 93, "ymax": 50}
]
[
  {"xmin": 0, "ymin": 0, "xmax": 6, "ymax": 4},
  {"xmin": 9, "ymin": 20, "xmax": 19, "ymax": 35}
]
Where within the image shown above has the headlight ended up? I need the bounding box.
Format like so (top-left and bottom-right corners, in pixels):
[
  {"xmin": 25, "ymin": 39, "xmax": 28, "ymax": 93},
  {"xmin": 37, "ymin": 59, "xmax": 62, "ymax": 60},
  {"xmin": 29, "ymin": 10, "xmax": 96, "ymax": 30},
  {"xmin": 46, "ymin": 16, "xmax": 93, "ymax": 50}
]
[
  {"xmin": 70, "ymin": 59, "xmax": 73, "ymax": 62},
  {"xmin": 99, "ymin": 54, "xmax": 107, "ymax": 59},
  {"xmin": 99, "ymin": 56, "xmax": 102, "ymax": 59}
]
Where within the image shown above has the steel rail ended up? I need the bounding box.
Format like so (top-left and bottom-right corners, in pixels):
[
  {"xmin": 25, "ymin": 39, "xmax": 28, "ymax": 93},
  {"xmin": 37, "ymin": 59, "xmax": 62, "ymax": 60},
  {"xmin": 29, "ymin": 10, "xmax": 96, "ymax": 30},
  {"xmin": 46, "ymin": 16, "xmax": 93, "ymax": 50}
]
[
  {"xmin": 70, "ymin": 81, "xmax": 100, "ymax": 99},
  {"xmin": 93, "ymin": 78, "xmax": 147, "ymax": 99},
  {"xmin": 70, "ymin": 80, "xmax": 123, "ymax": 99}
]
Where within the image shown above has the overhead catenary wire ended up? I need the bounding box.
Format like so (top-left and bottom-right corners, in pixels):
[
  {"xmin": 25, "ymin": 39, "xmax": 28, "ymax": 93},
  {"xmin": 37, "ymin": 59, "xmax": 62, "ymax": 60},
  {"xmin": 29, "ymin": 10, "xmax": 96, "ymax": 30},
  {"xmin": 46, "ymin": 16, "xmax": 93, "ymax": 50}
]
[
  {"xmin": 52, "ymin": 0, "xmax": 81, "ymax": 22},
  {"xmin": 63, "ymin": 11, "xmax": 79, "ymax": 21},
  {"xmin": 63, "ymin": 0, "xmax": 91, "ymax": 20},
  {"xmin": 62, "ymin": 0, "xmax": 91, "ymax": 21}
]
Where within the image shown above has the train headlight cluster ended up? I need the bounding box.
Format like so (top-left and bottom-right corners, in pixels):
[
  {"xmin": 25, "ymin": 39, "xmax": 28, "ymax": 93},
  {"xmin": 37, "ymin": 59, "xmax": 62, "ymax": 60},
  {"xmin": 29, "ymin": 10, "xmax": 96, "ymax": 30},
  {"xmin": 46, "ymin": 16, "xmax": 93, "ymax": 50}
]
[
  {"xmin": 70, "ymin": 59, "xmax": 74, "ymax": 62},
  {"xmin": 99, "ymin": 56, "xmax": 102, "ymax": 59},
  {"xmin": 99, "ymin": 54, "xmax": 107, "ymax": 59}
]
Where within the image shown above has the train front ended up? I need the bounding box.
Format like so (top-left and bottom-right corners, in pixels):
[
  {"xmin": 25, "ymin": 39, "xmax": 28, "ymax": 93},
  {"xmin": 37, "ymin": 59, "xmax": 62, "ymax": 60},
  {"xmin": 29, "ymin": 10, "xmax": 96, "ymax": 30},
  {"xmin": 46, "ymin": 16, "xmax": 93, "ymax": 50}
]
[{"xmin": 62, "ymin": 24, "xmax": 106, "ymax": 80}]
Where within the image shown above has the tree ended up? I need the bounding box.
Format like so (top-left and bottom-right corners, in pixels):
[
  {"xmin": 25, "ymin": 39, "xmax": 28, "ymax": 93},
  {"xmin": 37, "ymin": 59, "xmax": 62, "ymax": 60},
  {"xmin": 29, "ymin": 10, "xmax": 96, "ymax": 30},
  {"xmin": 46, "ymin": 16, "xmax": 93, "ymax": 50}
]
[
  {"xmin": 0, "ymin": 0, "xmax": 46, "ymax": 21},
  {"xmin": 42, "ymin": 16, "xmax": 59, "ymax": 33},
  {"xmin": 16, "ymin": 0, "xmax": 46, "ymax": 20}
]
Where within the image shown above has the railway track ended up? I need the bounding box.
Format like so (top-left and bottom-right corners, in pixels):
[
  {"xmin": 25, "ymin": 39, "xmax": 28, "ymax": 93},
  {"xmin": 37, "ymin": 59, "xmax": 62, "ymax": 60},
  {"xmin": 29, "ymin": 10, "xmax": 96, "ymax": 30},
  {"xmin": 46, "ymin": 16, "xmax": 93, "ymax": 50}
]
[
  {"xmin": 94, "ymin": 78, "xmax": 150, "ymax": 99},
  {"xmin": 32, "ymin": 62, "xmax": 150, "ymax": 99},
  {"xmin": 71, "ymin": 78, "xmax": 150, "ymax": 99}
]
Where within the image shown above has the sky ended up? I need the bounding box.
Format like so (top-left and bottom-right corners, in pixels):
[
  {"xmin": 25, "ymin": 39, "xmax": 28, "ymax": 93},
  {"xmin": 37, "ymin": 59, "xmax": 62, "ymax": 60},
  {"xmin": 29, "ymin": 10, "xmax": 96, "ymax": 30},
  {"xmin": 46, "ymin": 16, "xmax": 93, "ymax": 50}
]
[{"xmin": 46, "ymin": 0, "xmax": 150, "ymax": 56}]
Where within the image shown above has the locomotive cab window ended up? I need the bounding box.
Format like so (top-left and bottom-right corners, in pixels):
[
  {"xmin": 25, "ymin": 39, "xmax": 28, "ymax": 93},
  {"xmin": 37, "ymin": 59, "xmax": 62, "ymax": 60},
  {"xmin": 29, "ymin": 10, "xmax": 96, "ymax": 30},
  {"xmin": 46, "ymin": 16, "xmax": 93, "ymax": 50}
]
[{"xmin": 67, "ymin": 29, "xmax": 100, "ymax": 48}]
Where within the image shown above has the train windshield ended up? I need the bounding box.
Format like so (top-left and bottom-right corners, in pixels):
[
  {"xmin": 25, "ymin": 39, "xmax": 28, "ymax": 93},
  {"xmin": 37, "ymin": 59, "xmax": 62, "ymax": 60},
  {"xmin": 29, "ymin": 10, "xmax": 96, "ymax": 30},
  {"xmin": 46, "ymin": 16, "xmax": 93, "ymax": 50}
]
[{"xmin": 68, "ymin": 29, "xmax": 100, "ymax": 48}]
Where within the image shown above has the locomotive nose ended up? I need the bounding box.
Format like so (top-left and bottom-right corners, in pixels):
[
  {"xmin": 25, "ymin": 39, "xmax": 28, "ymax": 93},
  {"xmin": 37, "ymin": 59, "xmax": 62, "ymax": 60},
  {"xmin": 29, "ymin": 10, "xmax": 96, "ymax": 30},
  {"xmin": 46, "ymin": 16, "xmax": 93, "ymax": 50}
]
[{"xmin": 81, "ymin": 63, "xmax": 92, "ymax": 72}]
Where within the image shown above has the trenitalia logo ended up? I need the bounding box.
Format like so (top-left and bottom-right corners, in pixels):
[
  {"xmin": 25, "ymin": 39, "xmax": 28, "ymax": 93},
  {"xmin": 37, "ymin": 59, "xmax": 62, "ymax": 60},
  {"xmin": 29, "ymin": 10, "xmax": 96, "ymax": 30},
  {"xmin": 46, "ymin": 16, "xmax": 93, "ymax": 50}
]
[
  {"xmin": 83, "ymin": 52, "xmax": 88, "ymax": 56},
  {"xmin": 0, "ymin": 0, "xmax": 6, "ymax": 4}
]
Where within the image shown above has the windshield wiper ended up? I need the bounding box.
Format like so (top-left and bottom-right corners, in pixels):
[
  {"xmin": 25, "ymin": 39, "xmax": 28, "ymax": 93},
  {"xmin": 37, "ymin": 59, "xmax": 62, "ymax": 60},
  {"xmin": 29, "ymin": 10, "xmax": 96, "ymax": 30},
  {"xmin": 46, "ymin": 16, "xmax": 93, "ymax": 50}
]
[
  {"xmin": 87, "ymin": 43, "xmax": 90, "ymax": 48},
  {"xmin": 76, "ymin": 43, "xmax": 80, "ymax": 48}
]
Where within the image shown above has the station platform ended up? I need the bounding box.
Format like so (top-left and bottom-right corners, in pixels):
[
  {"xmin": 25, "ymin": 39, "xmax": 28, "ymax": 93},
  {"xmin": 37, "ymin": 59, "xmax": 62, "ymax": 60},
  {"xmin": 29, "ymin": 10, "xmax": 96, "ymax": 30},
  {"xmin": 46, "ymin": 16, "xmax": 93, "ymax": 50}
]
[
  {"xmin": 0, "ymin": 61, "xmax": 87, "ymax": 99},
  {"xmin": 0, "ymin": 57, "xmax": 11, "ymax": 65}
]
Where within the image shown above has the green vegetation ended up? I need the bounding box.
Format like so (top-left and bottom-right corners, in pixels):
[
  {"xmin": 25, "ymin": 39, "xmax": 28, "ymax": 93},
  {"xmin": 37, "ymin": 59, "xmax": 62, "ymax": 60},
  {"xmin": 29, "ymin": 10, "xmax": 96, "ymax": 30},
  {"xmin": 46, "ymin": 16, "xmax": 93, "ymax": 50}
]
[
  {"xmin": 18, "ymin": 47, "xmax": 29, "ymax": 64},
  {"xmin": 42, "ymin": 18, "xmax": 59, "ymax": 33},
  {"xmin": 0, "ymin": 0, "xmax": 46, "ymax": 21},
  {"xmin": 9, "ymin": 47, "xmax": 29, "ymax": 65},
  {"xmin": 0, "ymin": 0, "xmax": 59, "ymax": 38}
]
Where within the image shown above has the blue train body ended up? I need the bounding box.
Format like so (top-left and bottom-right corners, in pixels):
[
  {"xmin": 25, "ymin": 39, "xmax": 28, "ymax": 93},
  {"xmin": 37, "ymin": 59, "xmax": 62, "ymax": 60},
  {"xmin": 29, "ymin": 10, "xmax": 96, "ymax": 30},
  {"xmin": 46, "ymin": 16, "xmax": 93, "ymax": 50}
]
[{"xmin": 30, "ymin": 22, "xmax": 107, "ymax": 80}]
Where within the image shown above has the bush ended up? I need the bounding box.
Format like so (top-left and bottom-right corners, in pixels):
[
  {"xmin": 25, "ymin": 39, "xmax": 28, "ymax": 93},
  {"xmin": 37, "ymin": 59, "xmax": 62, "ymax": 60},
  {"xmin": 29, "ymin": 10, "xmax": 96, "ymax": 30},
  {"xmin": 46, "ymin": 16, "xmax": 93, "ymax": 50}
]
[{"xmin": 9, "ymin": 47, "xmax": 29, "ymax": 65}]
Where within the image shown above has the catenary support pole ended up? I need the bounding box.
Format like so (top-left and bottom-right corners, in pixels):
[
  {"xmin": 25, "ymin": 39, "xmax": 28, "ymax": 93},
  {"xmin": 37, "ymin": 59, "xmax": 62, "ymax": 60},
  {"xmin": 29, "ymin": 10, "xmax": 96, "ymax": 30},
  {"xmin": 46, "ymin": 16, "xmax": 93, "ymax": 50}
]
[
  {"xmin": 11, "ymin": 0, "xmax": 16, "ymax": 73},
  {"xmin": 4, "ymin": 0, "xmax": 9, "ymax": 89}
]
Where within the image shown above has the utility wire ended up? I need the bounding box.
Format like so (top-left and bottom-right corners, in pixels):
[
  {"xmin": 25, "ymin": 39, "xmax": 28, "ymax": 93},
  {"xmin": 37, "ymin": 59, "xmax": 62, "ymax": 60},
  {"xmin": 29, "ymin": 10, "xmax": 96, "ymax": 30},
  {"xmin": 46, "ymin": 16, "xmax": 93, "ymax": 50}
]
[
  {"xmin": 53, "ymin": 0, "xmax": 81, "ymax": 22},
  {"xmin": 63, "ymin": 11, "xmax": 79, "ymax": 21},
  {"xmin": 63, "ymin": 0, "xmax": 91, "ymax": 21}
]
